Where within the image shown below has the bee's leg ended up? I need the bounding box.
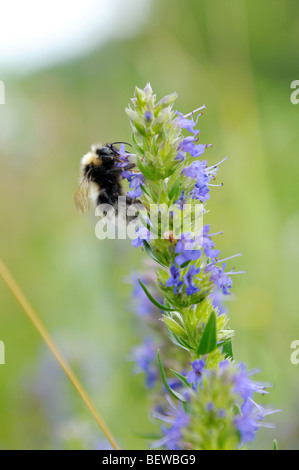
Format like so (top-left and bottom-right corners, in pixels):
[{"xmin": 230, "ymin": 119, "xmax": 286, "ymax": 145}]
[
  {"xmin": 124, "ymin": 196, "xmax": 143, "ymax": 222},
  {"xmin": 99, "ymin": 186, "xmax": 121, "ymax": 207},
  {"xmin": 125, "ymin": 196, "xmax": 135, "ymax": 205},
  {"xmin": 108, "ymin": 163, "xmax": 135, "ymax": 174},
  {"xmin": 111, "ymin": 184, "xmax": 121, "ymax": 198},
  {"xmin": 97, "ymin": 189, "xmax": 113, "ymax": 205},
  {"xmin": 107, "ymin": 167, "xmax": 123, "ymax": 174},
  {"xmin": 123, "ymin": 163, "xmax": 136, "ymax": 171}
]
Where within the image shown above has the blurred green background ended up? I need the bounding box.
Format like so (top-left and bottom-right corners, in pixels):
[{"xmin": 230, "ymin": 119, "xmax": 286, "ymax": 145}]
[{"xmin": 0, "ymin": 0, "xmax": 299, "ymax": 450}]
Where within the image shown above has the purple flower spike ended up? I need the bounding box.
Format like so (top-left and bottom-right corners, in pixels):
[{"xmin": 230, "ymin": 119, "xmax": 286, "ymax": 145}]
[
  {"xmin": 182, "ymin": 160, "xmax": 213, "ymax": 203},
  {"xmin": 205, "ymin": 263, "xmax": 233, "ymax": 295},
  {"xmin": 127, "ymin": 173, "xmax": 144, "ymax": 198},
  {"xmin": 174, "ymin": 233, "xmax": 201, "ymax": 266},
  {"xmin": 131, "ymin": 338, "xmax": 158, "ymax": 389},
  {"xmin": 183, "ymin": 265, "xmax": 200, "ymax": 296},
  {"xmin": 229, "ymin": 362, "xmax": 279, "ymax": 444},
  {"xmin": 144, "ymin": 111, "xmax": 153, "ymax": 122},
  {"xmin": 187, "ymin": 359, "xmax": 206, "ymax": 389},
  {"xmin": 131, "ymin": 223, "xmax": 152, "ymax": 247},
  {"xmin": 174, "ymin": 111, "xmax": 199, "ymax": 134},
  {"xmin": 115, "ymin": 143, "xmax": 135, "ymax": 181},
  {"xmin": 152, "ymin": 396, "xmax": 190, "ymax": 450},
  {"xmin": 166, "ymin": 265, "xmax": 183, "ymax": 295},
  {"xmin": 132, "ymin": 275, "xmax": 158, "ymax": 316},
  {"xmin": 200, "ymin": 225, "xmax": 221, "ymax": 260}
]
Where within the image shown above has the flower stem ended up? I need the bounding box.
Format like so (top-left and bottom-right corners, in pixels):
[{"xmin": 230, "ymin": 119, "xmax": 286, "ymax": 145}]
[{"xmin": 0, "ymin": 257, "xmax": 120, "ymax": 451}]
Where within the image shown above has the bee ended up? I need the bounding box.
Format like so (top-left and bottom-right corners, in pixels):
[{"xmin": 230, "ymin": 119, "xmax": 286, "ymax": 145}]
[{"xmin": 74, "ymin": 142, "xmax": 138, "ymax": 216}]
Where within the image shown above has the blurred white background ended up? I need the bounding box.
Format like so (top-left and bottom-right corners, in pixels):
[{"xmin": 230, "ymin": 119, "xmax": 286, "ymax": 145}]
[{"xmin": 0, "ymin": 0, "xmax": 151, "ymax": 73}]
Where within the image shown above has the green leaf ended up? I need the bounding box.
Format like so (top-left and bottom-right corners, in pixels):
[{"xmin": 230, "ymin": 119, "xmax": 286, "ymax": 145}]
[
  {"xmin": 132, "ymin": 133, "xmax": 144, "ymax": 155},
  {"xmin": 138, "ymin": 211, "xmax": 150, "ymax": 230},
  {"xmin": 180, "ymin": 260, "xmax": 192, "ymax": 269},
  {"xmin": 138, "ymin": 212, "xmax": 158, "ymax": 237},
  {"xmin": 175, "ymin": 336, "xmax": 194, "ymax": 351},
  {"xmin": 162, "ymin": 316, "xmax": 187, "ymax": 338},
  {"xmin": 170, "ymin": 369, "xmax": 191, "ymax": 388},
  {"xmin": 222, "ymin": 339, "xmax": 234, "ymax": 360},
  {"xmin": 168, "ymin": 177, "xmax": 181, "ymax": 201},
  {"xmin": 142, "ymin": 241, "xmax": 168, "ymax": 267},
  {"xmin": 134, "ymin": 120, "xmax": 146, "ymax": 137},
  {"xmin": 273, "ymin": 439, "xmax": 278, "ymax": 451},
  {"xmin": 164, "ymin": 328, "xmax": 192, "ymax": 352},
  {"xmin": 139, "ymin": 184, "xmax": 151, "ymax": 198},
  {"xmin": 157, "ymin": 350, "xmax": 188, "ymax": 403},
  {"xmin": 182, "ymin": 401, "xmax": 192, "ymax": 414},
  {"xmin": 137, "ymin": 156, "xmax": 154, "ymax": 180},
  {"xmin": 138, "ymin": 279, "xmax": 177, "ymax": 312},
  {"xmin": 197, "ymin": 311, "xmax": 217, "ymax": 355}
]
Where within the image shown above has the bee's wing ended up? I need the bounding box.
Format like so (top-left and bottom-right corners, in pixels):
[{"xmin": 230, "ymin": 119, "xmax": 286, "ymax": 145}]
[{"xmin": 74, "ymin": 175, "xmax": 91, "ymax": 213}]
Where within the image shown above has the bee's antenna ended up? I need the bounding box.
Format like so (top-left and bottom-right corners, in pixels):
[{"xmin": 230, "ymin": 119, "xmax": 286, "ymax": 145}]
[{"xmin": 111, "ymin": 141, "xmax": 133, "ymax": 148}]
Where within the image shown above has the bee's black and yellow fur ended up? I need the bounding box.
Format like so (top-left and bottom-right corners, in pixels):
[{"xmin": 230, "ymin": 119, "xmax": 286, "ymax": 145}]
[{"xmin": 75, "ymin": 143, "xmax": 136, "ymax": 214}]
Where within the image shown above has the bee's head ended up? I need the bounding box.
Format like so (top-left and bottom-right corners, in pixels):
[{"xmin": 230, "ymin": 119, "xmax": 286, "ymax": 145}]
[
  {"xmin": 80, "ymin": 145, "xmax": 117, "ymax": 176},
  {"xmin": 95, "ymin": 146, "xmax": 114, "ymax": 158},
  {"xmin": 93, "ymin": 144, "xmax": 118, "ymax": 164}
]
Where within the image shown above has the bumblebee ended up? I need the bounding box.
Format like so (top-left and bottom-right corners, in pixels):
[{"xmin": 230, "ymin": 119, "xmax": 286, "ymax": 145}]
[{"xmin": 74, "ymin": 142, "xmax": 137, "ymax": 214}]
